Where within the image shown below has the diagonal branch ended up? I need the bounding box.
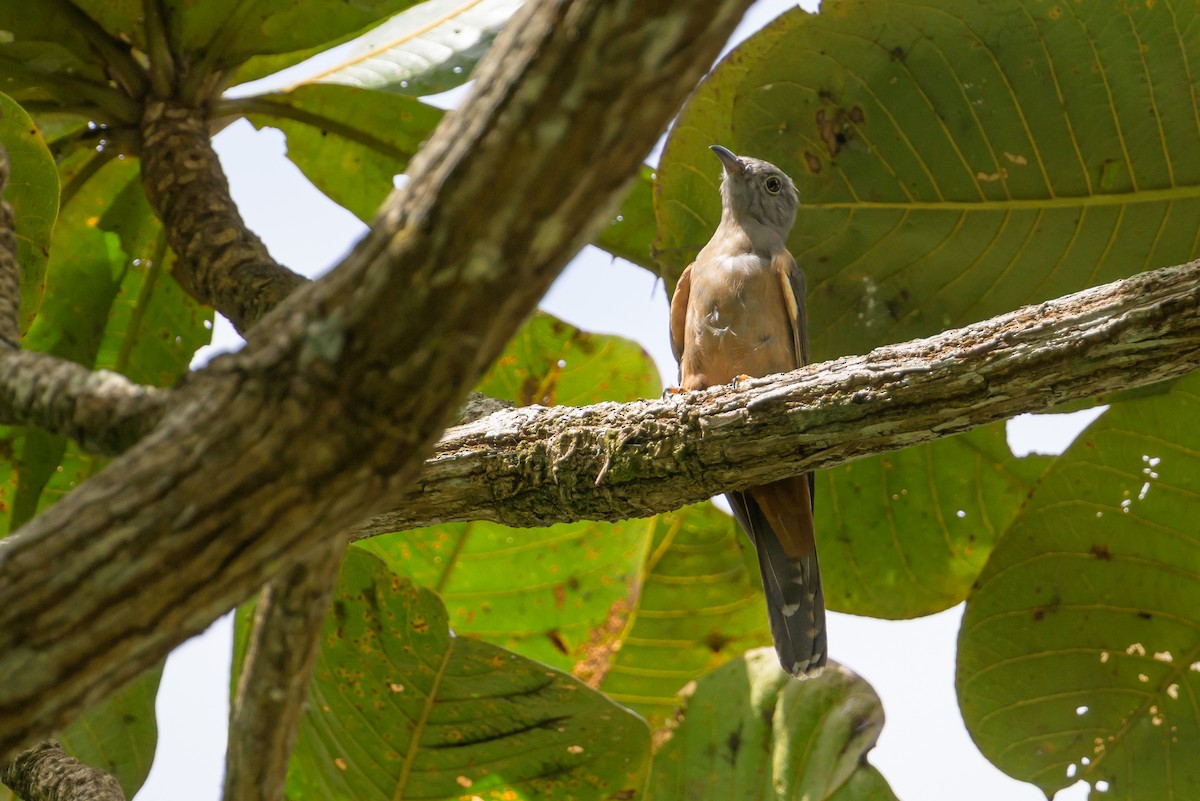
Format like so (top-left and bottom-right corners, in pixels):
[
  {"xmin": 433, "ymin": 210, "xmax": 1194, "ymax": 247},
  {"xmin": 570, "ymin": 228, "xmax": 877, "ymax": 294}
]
[
  {"xmin": 0, "ymin": 0, "xmax": 755, "ymax": 762},
  {"xmin": 353, "ymin": 258, "xmax": 1200, "ymax": 535},
  {"xmin": 139, "ymin": 100, "xmax": 305, "ymax": 334}
]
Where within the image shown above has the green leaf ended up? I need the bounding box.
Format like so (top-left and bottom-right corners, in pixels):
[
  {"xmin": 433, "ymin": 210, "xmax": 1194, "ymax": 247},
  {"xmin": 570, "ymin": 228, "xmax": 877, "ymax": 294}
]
[
  {"xmin": 0, "ymin": 4, "xmax": 112, "ymax": 87},
  {"xmin": 96, "ymin": 176, "xmax": 212, "ymax": 385},
  {"xmin": 595, "ymin": 167, "xmax": 657, "ymax": 273},
  {"xmin": 287, "ymin": 548, "xmax": 650, "ymax": 801},
  {"xmin": 2, "ymin": 155, "xmax": 209, "ymax": 532},
  {"xmin": 357, "ymin": 516, "xmax": 654, "ymax": 674},
  {"xmin": 650, "ymin": 649, "xmax": 897, "ymax": 801},
  {"xmin": 820, "ymin": 424, "xmax": 1050, "ymax": 618},
  {"xmin": 167, "ymin": 0, "xmax": 420, "ymax": 73},
  {"xmin": 241, "ymin": 84, "xmax": 442, "ymax": 222},
  {"xmin": 958, "ymin": 371, "xmax": 1200, "ymax": 799},
  {"xmin": 57, "ymin": 667, "xmax": 162, "ymax": 799},
  {"xmin": 242, "ymin": 0, "xmax": 524, "ymax": 97},
  {"xmin": 478, "ymin": 310, "xmax": 661, "ymax": 406},
  {"xmin": 0, "ymin": 668, "xmax": 162, "ymax": 801},
  {"xmin": 599, "ymin": 503, "xmax": 772, "ymax": 726},
  {"xmin": 0, "ymin": 92, "xmax": 58, "ymax": 334}
]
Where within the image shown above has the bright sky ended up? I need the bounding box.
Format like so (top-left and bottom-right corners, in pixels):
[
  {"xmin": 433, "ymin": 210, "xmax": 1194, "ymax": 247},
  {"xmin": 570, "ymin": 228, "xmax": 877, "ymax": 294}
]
[{"xmin": 134, "ymin": 2, "xmax": 1106, "ymax": 799}]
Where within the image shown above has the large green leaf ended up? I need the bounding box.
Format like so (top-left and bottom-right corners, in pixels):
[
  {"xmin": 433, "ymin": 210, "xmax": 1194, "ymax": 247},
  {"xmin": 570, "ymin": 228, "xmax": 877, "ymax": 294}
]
[
  {"xmin": 478, "ymin": 310, "xmax": 661, "ymax": 406},
  {"xmin": 166, "ymin": 0, "xmax": 419, "ymax": 72},
  {"xmin": 358, "ymin": 516, "xmax": 655, "ymax": 674},
  {"xmin": 599, "ymin": 503, "xmax": 772, "ymax": 725},
  {"xmin": 958, "ymin": 371, "xmax": 1200, "ymax": 799},
  {"xmin": 596, "ymin": 167, "xmax": 657, "ymax": 273},
  {"xmin": 6, "ymin": 157, "xmax": 132, "ymax": 529},
  {"xmin": 96, "ymin": 176, "xmax": 212, "ymax": 386},
  {"xmin": 241, "ymin": 84, "xmax": 442, "ymax": 222},
  {"xmin": 650, "ymin": 649, "xmax": 897, "ymax": 801},
  {"xmin": 287, "ymin": 548, "xmax": 650, "ymax": 800},
  {"xmin": 821, "ymin": 424, "xmax": 1050, "ymax": 618},
  {"xmin": 255, "ymin": 0, "xmax": 524, "ymax": 97},
  {"xmin": 0, "ymin": 92, "xmax": 58, "ymax": 335},
  {"xmin": 56, "ymin": 667, "xmax": 162, "ymax": 799}
]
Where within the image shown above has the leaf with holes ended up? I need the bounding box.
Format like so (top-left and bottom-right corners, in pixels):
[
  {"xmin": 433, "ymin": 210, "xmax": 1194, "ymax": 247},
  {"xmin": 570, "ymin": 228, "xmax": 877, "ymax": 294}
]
[
  {"xmin": 286, "ymin": 549, "xmax": 650, "ymax": 800},
  {"xmin": 650, "ymin": 649, "xmax": 897, "ymax": 801},
  {"xmin": 819, "ymin": 423, "xmax": 1050, "ymax": 619},
  {"xmin": 958, "ymin": 371, "xmax": 1200, "ymax": 799}
]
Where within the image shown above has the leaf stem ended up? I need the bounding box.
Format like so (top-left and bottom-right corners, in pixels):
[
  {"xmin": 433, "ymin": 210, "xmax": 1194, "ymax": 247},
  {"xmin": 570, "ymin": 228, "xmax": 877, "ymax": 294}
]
[
  {"xmin": 49, "ymin": 0, "xmax": 148, "ymax": 98},
  {"xmin": 0, "ymin": 54, "xmax": 141, "ymax": 123},
  {"xmin": 142, "ymin": 0, "xmax": 177, "ymax": 98}
]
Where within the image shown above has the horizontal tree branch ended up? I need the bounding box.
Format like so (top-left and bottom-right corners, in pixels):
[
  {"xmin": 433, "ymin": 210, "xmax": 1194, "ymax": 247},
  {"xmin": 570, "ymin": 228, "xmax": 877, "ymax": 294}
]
[
  {"xmin": 354, "ymin": 258, "xmax": 1200, "ymax": 535},
  {"xmin": 0, "ymin": 353, "xmax": 166, "ymax": 453}
]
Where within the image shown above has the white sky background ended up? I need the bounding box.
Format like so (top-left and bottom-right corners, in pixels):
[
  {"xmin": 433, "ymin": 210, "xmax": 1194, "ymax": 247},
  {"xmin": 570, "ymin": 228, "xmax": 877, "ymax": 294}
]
[{"xmin": 134, "ymin": 2, "xmax": 1109, "ymax": 799}]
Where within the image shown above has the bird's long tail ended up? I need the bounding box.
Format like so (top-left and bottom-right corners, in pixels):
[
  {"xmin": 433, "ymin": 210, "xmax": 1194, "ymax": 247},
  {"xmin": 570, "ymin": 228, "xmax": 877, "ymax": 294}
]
[{"xmin": 728, "ymin": 475, "xmax": 827, "ymax": 676}]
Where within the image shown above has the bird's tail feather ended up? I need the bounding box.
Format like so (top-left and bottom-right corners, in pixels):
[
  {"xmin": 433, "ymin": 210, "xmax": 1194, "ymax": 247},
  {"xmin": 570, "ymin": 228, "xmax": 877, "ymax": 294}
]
[{"xmin": 728, "ymin": 489, "xmax": 827, "ymax": 676}]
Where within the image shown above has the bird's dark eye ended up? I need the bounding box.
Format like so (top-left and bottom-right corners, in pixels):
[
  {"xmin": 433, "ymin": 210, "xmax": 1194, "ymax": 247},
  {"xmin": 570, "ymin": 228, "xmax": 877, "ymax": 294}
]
[{"xmin": 765, "ymin": 176, "xmax": 782, "ymax": 193}]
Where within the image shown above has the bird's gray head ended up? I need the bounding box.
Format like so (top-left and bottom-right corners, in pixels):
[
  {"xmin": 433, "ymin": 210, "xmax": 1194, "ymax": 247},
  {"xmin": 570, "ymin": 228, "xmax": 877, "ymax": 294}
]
[{"xmin": 711, "ymin": 145, "xmax": 799, "ymax": 241}]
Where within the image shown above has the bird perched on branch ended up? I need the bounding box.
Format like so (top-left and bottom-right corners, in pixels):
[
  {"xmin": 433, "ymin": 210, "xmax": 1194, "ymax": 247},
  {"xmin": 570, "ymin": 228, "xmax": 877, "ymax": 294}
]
[{"xmin": 669, "ymin": 145, "xmax": 826, "ymax": 677}]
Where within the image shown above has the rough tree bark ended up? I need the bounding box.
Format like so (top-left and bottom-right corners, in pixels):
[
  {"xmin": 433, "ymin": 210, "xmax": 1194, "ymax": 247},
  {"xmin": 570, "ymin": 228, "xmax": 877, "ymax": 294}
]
[
  {"xmin": 356, "ymin": 259, "xmax": 1200, "ymax": 534},
  {"xmin": 0, "ymin": 0, "xmax": 756, "ymax": 762},
  {"xmin": 0, "ymin": 740, "xmax": 123, "ymax": 801}
]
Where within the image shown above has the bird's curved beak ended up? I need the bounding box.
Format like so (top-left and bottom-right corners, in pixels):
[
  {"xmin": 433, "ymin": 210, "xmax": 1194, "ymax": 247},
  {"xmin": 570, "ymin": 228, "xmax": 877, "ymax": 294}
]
[{"xmin": 710, "ymin": 145, "xmax": 744, "ymax": 175}]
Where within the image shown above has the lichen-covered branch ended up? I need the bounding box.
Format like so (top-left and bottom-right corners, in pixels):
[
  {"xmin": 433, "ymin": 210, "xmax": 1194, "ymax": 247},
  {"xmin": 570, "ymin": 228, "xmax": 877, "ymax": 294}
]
[
  {"xmin": 0, "ymin": 0, "xmax": 754, "ymax": 761},
  {"xmin": 139, "ymin": 101, "xmax": 305, "ymax": 334},
  {"xmin": 1, "ymin": 740, "xmax": 123, "ymax": 801},
  {"xmin": 0, "ymin": 353, "xmax": 166, "ymax": 453},
  {"xmin": 354, "ymin": 259, "xmax": 1200, "ymax": 535}
]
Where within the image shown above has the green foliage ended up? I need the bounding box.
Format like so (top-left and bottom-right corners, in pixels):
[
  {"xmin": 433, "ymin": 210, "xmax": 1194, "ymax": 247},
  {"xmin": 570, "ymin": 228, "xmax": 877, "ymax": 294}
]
[
  {"xmin": 958, "ymin": 371, "xmax": 1200, "ymax": 799},
  {"xmin": 287, "ymin": 548, "xmax": 652, "ymax": 801},
  {"xmin": 651, "ymin": 650, "xmax": 896, "ymax": 801},
  {"xmin": 0, "ymin": 93, "xmax": 57, "ymax": 333}
]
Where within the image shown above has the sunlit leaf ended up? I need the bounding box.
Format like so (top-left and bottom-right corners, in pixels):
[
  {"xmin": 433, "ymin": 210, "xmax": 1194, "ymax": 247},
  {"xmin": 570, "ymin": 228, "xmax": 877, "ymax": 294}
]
[
  {"xmin": 358, "ymin": 517, "xmax": 654, "ymax": 674},
  {"xmin": 166, "ymin": 0, "xmax": 420, "ymax": 73},
  {"xmin": 478, "ymin": 310, "xmax": 660, "ymax": 406},
  {"xmin": 1, "ymin": 92, "xmax": 58, "ymax": 333},
  {"xmin": 820, "ymin": 424, "xmax": 1050, "ymax": 618},
  {"xmin": 241, "ymin": 84, "xmax": 441, "ymax": 221},
  {"xmin": 249, "ymin": 0, "xmax": 524, "ymax": 97}
]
